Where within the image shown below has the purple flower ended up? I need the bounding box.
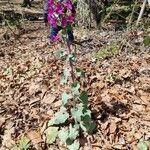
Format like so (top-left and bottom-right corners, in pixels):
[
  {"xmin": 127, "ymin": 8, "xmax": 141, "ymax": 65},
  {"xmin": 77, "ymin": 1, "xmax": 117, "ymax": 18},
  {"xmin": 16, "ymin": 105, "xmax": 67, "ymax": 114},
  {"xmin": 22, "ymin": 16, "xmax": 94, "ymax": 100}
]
[
  {"xmin": 65, "ymin": 0, "xmax": 73, "ymax": 10},
  {"xmin": 56, "ymin": 3, "xmax": 64, "ymax": 14},
  {"xmin": 48, "ymin": 14, "xmax": 57, "ymax": 27},
  {"xmin": 67, "ymin": 15, "xmax": 75, "ymax": 23},
  {"xmin": 48, "ymin": 0, "xmax": 54, "ymax": 7},
  {"xmin": 61, "ymin": 16, "xmax": 67, "ymax": 27},
  {"xmin": 47, "ymin": 0, "xmax": 75, "ymax": 28},
  {"xmin": 51, "ymin": 35, "xmax": 60, "ymax": 42}
]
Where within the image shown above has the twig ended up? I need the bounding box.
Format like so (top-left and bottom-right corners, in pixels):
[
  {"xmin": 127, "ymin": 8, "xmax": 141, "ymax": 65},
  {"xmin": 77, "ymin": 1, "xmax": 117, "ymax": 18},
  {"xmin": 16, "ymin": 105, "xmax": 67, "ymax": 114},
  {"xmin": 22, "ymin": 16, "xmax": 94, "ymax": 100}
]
[
  {"xmin": 89, "ymin": 0, "xmax": 92, "ymax": 28},
  {"xmin": 5, "ymin": 20, "xmax": 23, "ymax": 44},
  {"xmin": 127, "ymin": 0, "xmax": 138, "ymax": 30},
  {"xmin": 136, "ymin": 0, "xmax": 147, "ymax": 26},
  {"xmin": 120, "ymin": 0, "xmax": 138, "ymax": 51},
  {"xmin": 101, "ymin": 0, "xmax": 120, "ymax": 25}
]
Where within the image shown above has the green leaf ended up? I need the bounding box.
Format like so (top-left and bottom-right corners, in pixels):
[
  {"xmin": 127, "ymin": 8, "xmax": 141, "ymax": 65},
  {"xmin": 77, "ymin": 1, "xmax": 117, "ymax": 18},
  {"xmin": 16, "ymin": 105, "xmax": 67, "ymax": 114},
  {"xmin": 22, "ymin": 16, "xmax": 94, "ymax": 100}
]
[
  {"xmin": 145, "ymin": 141, "xmax": 150, "ymax": 148},
  {"xmin": 71, "ymin": 103, "xmax": 94, "ymax": 133},
  {"xmin": 45, "ymin": 127, "xmax": 59, "ymax": 144},
  {"xmin": 58, "ymin": 125, "xmax": 79, "ymax": 144},
  {"xmin": 48, "ymin": 107, "xmax": 69, "ymax": 126},
  {"xmin": 68, "ymin": 124, "xmax": 79, "ymax": 140},
  {"xmin": 67, "ymin": 53, "xmax": 77, "ymax": 62},
  {"xmin": 67, "ymin": 140, "xmax": 80, "ymax": 150},
  {"xmin": 58, "ymin": 128, "xmax": 69, "ymax": 143},
  {"xmin": 80, "ymin": 111, "xmax": 96, "ymax": 133},
  {"xmin": 60, "ymin": 77, "xmax": 67, "ymax": 85},
  {"xmin": 19, "ymin": 136, "xmax": 30, "ymax": 150},
  {"xmin": 71, "ymin": 82, "xmax": 80, "ymax": 96},
  {"xmin": 60, "ymin": 68, "xmax": 70, "ymax": 85},
  {"xmin": 66, "ymin": 24, "xmax": 72, "ymax": 32},
  {"xmin": 71, "ymin": 104, "xmax": 84, "ymax": 122},
  {"xmin": 3, "ymin": 67, "xmax": 12, "ymax": 76},
  {"xmin": 83, "ymin": 109, "xmax": 91, "ymax": 117},
  {"xmin": 80, "ymin": 120, "xmax": 96, "ymax": 133},
  {"xmin": 75, "ymin": 68, "xmax": 85, "ymax": 77},
  {"xmin": 62, "ymin": 92, "xmax": 72, "ymax": 105},
  {"xmin": 57, "ymin": 49, "xmax": 67, "ymax": 58},
  {"xmin": 79, "ymin": 91, "xmax": 88, "ymax": 106},
  {"xmin": 137, "ymin": 140, "xmax": 148, "ymax": 150}
]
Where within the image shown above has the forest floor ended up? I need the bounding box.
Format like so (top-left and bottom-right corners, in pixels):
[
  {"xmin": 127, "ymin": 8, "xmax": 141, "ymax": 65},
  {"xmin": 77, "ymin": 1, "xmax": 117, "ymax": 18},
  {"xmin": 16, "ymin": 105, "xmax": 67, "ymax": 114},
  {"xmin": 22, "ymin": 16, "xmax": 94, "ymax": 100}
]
[{"xmin": 0, "ymin": 19, "xmax": 150, "ymax": 150}]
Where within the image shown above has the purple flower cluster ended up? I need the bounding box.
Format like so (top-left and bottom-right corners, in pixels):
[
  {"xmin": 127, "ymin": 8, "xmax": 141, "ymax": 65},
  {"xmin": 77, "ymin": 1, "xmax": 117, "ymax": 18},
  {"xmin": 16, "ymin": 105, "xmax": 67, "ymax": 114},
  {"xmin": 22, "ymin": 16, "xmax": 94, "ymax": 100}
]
[{"xmin": 48, "ymin": 0, "xmax": 75, "ymax": 28}]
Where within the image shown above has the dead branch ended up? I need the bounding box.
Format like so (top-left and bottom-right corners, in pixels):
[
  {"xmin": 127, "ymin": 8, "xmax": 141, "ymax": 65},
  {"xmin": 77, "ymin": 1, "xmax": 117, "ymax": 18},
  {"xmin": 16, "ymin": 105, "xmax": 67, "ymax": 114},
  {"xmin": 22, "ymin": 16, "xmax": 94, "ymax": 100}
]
[{"xmin": 136, "ymin": 0, "xmax": 147, "ymax": 26}]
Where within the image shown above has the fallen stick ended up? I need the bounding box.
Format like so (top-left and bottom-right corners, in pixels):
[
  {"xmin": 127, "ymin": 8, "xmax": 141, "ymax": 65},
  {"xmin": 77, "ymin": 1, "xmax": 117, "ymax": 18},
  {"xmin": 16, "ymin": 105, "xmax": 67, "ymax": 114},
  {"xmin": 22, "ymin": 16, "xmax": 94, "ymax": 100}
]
[{"xmin": 136, "ymin": 0, "xmax": 147, "ymax": 26}]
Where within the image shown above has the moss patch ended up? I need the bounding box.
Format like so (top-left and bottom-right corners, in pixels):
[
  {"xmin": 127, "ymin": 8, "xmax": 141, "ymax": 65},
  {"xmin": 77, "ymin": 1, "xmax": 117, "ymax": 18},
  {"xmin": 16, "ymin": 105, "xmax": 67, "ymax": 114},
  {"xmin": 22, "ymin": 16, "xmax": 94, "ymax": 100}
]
[
  {"xmin": 144, "ymin": 36, "xmax": 150, "ymax": 46},
  {"xmin": 92, "ymin": 44, "xmax": 119, "ymax": 59}
]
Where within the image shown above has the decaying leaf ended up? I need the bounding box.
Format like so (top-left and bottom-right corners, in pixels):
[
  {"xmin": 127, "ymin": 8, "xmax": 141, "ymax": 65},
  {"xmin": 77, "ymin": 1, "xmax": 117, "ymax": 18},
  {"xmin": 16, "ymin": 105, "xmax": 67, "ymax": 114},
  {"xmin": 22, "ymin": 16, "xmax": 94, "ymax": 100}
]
[
  {"xmin": 0, "ymin": 117, "xmax": 6, "ymax": 127},
  {"xmin": 109, "ymin": 120, "xmax": 117, "ymax": 134},
  {"xmin": 112, "ymin": 144, "xmax": 123, "ymax": 150},
  {"xmin": 2, "ymin": 122, "xmax": 15, "ymax": 148},
  {"xmin": 28, "ymin": 82, "xmax": 40, "ymax": 95},
  {"xmin": 45, "ymin": 127, "xmax": 59, "ymax": 144},
  {"xmin": 42, "ymin": 93, "xmax": 56, "ymax": 104},
  {"xmin": 27, "ymin": 130, "xmax": 42, "ymax": 145}
]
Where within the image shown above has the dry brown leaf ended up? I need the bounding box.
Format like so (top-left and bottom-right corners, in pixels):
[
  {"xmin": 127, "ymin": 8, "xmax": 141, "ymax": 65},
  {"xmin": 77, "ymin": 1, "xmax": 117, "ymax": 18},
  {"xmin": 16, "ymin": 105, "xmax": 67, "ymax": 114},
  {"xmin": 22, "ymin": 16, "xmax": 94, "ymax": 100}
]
[
  {"xmin": 141, "ymin": 121, "xmax": 150, "ymax": 127},
  {"xmin": 131, "ymin": 142, "xmax": 139, "ymax": 150},
  {"xmin": 40, "ymin": 121, "xmax": 47, "ymax": 135},
  {"xmin": 27, "ymin": 130, "xmax": 42, "ymax": 145},
  {"xmin": 140, "ymin": 95, "xmax": 150, "ymax": 104},
  {"xmin": 118, "ymin": 68, "xmax": 132, "ymax": 79},
  {"xmin": 47, "ymin": 110, "xmax": 54, "ymax": 117},
  {"xmin": 109, "ymin": 121, "xmax": 117, "ymax": 134},
  {"xmin": 132, "ymin": 104, "xmax": 145, "ymax": 112},
  {"xmin": 30, "ymin": 98, "xmax": 40, "ymax": 106},
  {"xmin": 134, "ymin": 132, "xmax": 142, "ymax": 140},
  {"xmin": 0, "ymin": 117, "xmax": 6, "ymax": 127},
  {"xmin": 29, "ymin": 82, "xmax": 40, "ymax": 95},
  {"xmin": 42, "ymin": 94, "xmax": 56, "ymax": 104},
  {"xmin": 91, "ymin": 81, "xmax": 105, "ymax": 90},
  {"xmin": 109, "ymin": 87, "xmax": 125, "ymax": 101},
  {"xmin": 54, "ymin": 100, "xmax": 62, "ymax": 108},
  {"xmin": 112, "ymin": 144, "xmax": 123, "ymax": 149},
  {"xmin": 2, "ymin": 122, "xmax": 15, "ymax": 148}
]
